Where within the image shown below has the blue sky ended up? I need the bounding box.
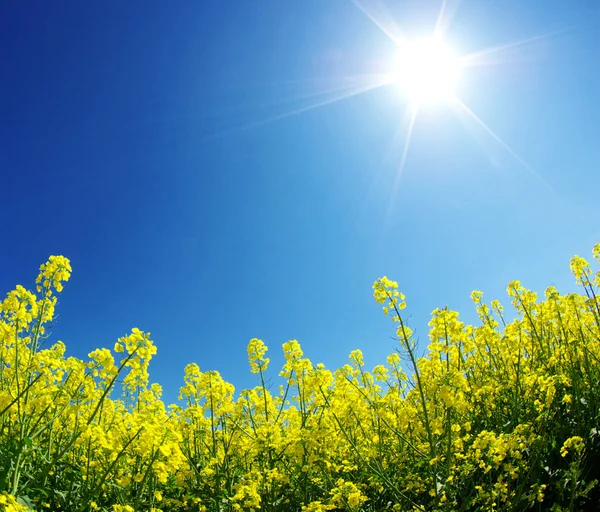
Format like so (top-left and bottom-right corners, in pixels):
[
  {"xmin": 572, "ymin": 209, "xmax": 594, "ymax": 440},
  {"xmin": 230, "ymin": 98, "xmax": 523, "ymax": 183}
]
[{"xmin": 2, "ymin": 0, "xmax": 599, "ymax": 404}]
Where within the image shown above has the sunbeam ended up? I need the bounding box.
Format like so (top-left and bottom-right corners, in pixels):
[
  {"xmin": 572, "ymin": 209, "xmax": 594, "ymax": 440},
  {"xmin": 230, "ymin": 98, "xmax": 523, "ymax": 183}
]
[
  {"xmin": 202, "ymin": 74, "xmax": 393, "ymax": 142},
  {"xmin": 434, "ymin": 0, "xmax": 460, "ymax": 40},
  {"xmin": 390, "ymin": 104, "xmax": 419, "ymax": 201},
  {"xmin": 152, "ymin": 76, "xmax": 391, "ymax": 127},
  {"xmin": 452, "ymin": 98, "xmax": 555, "ymax": 192},
  {"xmin": 461, "ymin": 29, "xmax": 568, "ymax": 68},
  {"xmin": 352, "ymin": 0, "xmax": 407, "ymax": 47},
  {"xmin": 230, "ymin": 75, "xmax": 395, "ymax": 117}
]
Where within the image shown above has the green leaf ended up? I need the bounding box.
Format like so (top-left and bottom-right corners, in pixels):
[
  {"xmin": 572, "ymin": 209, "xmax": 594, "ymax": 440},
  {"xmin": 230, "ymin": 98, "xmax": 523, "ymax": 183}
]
[{"xmin": 16, "ymin": 495, "xmax": 36, "ymax": 510}]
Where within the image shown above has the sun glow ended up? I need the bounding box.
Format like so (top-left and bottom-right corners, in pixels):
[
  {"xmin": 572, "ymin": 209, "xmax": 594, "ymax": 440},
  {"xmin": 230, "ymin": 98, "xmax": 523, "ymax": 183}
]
[
  {"xmin": 218, "ymin": 0, "xmax": 550, "ymax": 193},
  {"xmin": 393, "ymin": 37, "xmax": 462, "ymax": 104}
]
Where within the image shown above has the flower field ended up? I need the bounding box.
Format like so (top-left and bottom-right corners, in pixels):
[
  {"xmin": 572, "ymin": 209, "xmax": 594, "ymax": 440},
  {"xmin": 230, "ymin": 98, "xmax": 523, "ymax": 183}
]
[{"xmin": 1, "ymin": 247, "xmax": 600, "ymax": 512}]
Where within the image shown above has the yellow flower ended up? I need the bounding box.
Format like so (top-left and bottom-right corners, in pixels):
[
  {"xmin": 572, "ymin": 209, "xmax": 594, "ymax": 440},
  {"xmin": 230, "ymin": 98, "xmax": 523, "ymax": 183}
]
[
  {"xmin": 0, "ymin": 492, "xmax": 29, "ymax": 511},
  {"xmin": 560, "ymin": 436, "xmax": 585, "ymax": 457},
  {"xmin": 570, "ymin": 255, "xmax": 590, "ymax": 283},
  {"xmin": 247, "ymin": 338, "xmax": 269, "ymax": 373}
]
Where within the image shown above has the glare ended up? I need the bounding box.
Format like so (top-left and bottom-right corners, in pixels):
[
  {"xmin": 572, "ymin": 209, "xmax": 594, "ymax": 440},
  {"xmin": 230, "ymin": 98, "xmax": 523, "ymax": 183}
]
[
  {"xmin": 348, "ymin": 0, "xmax": 551, "ymax": 198},
  {"xmin": 392, "ymin": 37, "xmax": 462, "ymax": 104}
]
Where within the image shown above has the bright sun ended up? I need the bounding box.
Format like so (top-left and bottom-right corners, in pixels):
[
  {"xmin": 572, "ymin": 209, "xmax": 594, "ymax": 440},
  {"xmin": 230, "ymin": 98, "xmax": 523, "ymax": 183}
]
[{"xmin": 393, "ymin": 37, "xmax": 462, "ymax": 105}]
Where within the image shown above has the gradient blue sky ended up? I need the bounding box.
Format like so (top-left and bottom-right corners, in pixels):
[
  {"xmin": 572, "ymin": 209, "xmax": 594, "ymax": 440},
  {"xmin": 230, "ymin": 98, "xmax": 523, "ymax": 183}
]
[{"xmin": 2, "ymin": 1, "xmax": 599, "ymax": 404}]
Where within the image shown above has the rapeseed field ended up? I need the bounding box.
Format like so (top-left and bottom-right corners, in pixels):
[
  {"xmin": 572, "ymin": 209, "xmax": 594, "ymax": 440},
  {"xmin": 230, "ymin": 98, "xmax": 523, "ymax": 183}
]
[{"xmin": 1, "ymin": 247, "xmax": 599, "ymax": 511}]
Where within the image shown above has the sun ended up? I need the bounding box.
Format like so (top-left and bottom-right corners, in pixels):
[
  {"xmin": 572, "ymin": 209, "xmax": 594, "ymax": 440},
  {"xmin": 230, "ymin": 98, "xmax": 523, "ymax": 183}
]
[{"xmin": 392, "ymin": 37, "xmax": 462, "ymax": 105}]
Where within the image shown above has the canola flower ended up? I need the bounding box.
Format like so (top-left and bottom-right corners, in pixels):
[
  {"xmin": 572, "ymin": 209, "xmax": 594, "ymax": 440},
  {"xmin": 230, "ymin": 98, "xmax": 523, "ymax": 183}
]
[{"xmin": 0, "ymin": 247, "xmax": 599, "ymax": 511}]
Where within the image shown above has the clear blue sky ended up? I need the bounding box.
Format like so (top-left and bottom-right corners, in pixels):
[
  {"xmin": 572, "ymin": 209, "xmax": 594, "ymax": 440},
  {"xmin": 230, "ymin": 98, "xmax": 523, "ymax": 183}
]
[{"xmin": 2, "ymin": 1, "xmax": 599, "ymax": 404}]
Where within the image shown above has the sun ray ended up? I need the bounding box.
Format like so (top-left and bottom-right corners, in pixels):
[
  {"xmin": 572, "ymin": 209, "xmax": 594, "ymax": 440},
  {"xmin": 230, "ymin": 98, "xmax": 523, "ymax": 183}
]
[
  {"xmin": 452, "ymin": 98, "xmax": 555, "ymax": 192},
  {"xmin": 434, "ymin": 0, "xmax": 461, "ymax": 40},
  {"xmin": 461, "ymin": 28, "xmax": 570, "ymax": 68},
  {"xmin": 434, "ymin": 0, "xmax": 449, "ymax": 38},
  {"xmin": 237, "ymin": 75, "xmax": 394, "ymax": 115},
  {"xmin": 202, "ymin": 74, "xmax": 393, "ymax": 142},
  {"xmin": 141, "ymin": 77, "xmax": 384, "ymax": 129},
  {"xmin": 352, "ymin": 0, "xmax": 407, "ymax": 47},
  {"xmin": 395, "ymin": 104, "xmax": 419, "ymax": 189},
  {"xmin": 385, "ymin": 104, "xmax": 419, "ymax": 219}
]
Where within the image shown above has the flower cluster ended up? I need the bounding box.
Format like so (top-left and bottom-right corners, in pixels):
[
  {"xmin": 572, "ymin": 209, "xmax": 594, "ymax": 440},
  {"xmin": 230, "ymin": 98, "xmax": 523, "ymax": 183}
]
[{"xmin": 1, "ymin": 244, "xmax": 600, "ymax": 510}]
